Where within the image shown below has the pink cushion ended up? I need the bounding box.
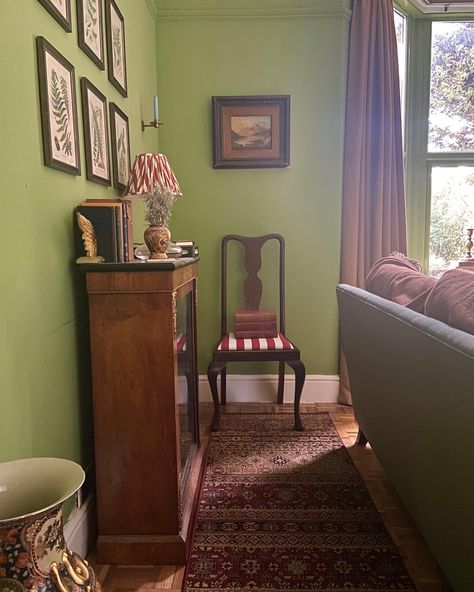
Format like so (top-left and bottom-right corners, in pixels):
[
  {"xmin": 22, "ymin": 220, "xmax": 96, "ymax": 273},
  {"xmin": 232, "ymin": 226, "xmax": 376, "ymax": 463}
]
[
  {"xmin": 424, "ymin": 268, "xmax": 474, "ymax": 334},
  {"xmin": 365, "ymin": 253, "xmax": 436, "ymax": 313},
  {"xmin": 217, "ymin": 333, "xmax": 294, "ymax": 352}
]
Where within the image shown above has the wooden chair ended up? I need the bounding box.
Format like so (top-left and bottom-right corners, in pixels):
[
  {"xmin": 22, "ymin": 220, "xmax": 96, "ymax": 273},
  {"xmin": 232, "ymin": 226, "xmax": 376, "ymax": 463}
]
[{"xmin": 207, "ymin": 234, "xmax": 306, "ymax": 432}]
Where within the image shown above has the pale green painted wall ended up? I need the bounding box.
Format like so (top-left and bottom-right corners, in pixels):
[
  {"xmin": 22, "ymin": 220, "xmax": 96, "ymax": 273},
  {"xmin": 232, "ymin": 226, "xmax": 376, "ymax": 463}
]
[
  {"xmin": 156, "ymin": 1, "xmax": 350, "ymax": 375},
  {"xmin": 0, "ymin": 0, "xmax": 158, "ymax": 464}
]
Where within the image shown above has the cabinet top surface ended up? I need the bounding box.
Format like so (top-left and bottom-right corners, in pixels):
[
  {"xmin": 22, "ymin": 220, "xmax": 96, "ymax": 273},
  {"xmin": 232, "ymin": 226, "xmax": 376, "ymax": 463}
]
[{"xmin": 78, "ymin": 257, "xmax": 199, "ymax": 273}]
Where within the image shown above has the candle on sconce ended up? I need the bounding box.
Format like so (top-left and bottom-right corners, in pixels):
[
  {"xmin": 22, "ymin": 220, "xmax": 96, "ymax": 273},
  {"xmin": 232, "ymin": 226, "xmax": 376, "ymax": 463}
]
[{"xmin": 153, "ymin": 95, "xmax": 159, "ymax": 122}]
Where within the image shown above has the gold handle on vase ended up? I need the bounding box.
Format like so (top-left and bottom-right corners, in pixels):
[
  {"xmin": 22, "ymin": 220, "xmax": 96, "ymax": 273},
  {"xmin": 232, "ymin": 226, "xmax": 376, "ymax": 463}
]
[{"xmin": 50, "ymin": 551, "xmax": 95, "ymax": 592}]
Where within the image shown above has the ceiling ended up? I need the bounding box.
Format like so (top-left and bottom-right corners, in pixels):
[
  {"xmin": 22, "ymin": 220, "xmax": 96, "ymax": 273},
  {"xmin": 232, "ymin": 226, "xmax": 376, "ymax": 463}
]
[{"xmin": 408, "ymin": 0, "xmax": 474, "ymax": 12}]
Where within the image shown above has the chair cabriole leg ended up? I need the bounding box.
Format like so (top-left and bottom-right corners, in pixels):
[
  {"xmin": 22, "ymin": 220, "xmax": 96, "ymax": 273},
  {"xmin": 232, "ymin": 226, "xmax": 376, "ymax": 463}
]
[
  {"xmin": 277, "ymin": 361, "xmax": 285, "ymax": 404},
  {"xmin": 287, "ymin": 359, "xmax": 305, "ymax": 431},
  {"xmin": 221, "ymin": 367, "xmax": 227, "ymax": 405},
  {"xmin": 207, "ymin": 360, "xmax": 226, "ymax": 431}
]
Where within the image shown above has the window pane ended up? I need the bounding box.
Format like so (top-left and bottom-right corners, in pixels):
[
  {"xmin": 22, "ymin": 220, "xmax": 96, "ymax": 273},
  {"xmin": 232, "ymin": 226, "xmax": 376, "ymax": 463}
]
[
  {"xmin": 394, "ymin": 10, "xmax": 407, "ymax": 129},
  {"xmin": 429, "ymin": 166, "xmax": 474, "ymax": 277},
  {"xmin": 429, "ymin": 22, "xmax": 474, "ymax": 152}
]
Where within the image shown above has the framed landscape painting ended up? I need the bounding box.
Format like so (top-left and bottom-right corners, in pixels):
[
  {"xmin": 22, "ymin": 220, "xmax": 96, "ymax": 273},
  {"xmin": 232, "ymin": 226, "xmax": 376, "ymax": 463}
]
[
  {"xmin": 36, "ymin": 37, "xmax": 81, "ymax": 175},
  {"xmin": 81, "ymin": 78, "xmax": 110, "ymax": 185},
  {"xmin": 212, "ymin": 95, "xmax": 290, "ymax": 169},
  {"xmin": 77, "ymin": 0, "xmax": 105, "ymax": 69},
  {"xmin": 37, "ymin": 0, "xmax": 72, "ymax": 32},
  {"xmin": 105, "ymin": 0, "xmax": 128, "ymax": 97},
  {"xmin": 109, "ymin": 103, "xmax": 131, "ymax": 192}
]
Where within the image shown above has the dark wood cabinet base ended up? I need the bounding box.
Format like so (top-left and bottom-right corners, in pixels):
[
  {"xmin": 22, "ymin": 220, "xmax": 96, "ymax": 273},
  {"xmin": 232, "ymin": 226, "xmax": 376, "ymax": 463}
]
[
  {"xmin": 98, "ymin": 535, "xmax": 187, "ymax": 565},
  {"xmin": 98, "ymin": 439, "xmax": 207, "ymax": 565}
]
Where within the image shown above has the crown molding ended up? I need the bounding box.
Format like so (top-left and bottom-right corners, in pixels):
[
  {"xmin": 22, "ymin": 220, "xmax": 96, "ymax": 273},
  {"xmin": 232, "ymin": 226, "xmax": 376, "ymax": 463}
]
[
  {"xmin": 156, "ymin": 6, "xmax": 352, "ymax": 22},
  {"xmin": 407, "ymin": 0, "xmax": 474, "ymax": 13},
  {"xmin": 145, "ymin": 0, "xmax": 158, "ymax": 18}
]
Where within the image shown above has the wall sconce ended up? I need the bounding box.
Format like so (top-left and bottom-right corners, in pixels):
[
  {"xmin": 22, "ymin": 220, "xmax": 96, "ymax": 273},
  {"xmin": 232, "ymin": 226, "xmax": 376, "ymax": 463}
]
[{"xmin": 142, "ymin": 95, "xmax": 163, "ymax": 131}]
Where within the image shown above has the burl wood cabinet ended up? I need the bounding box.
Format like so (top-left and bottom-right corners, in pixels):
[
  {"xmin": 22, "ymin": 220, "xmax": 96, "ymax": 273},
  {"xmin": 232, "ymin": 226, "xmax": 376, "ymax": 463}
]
[{"xmin": 83, "ymin": 259, "xmax": 205, "ymax": 565}]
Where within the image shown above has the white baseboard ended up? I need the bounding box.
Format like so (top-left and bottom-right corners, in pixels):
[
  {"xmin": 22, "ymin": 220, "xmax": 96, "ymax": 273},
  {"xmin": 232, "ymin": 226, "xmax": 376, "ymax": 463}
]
[
  {"xmin": 64, "ymin": 495, "xmax": 96, "ymax": 558},
  {"xmin": 198, "ymin": 374, "xmax": 339, "ymax": 403}
]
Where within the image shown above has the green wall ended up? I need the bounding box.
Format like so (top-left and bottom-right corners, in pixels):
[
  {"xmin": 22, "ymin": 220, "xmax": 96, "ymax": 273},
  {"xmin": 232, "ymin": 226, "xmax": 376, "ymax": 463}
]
[
  {"xmin": 156, "ymin": 0, "xmax": 351, "ymax": 375},
  {"xmin": 0, "ymin": 0, "xmax": 158, "ymax": 465}
]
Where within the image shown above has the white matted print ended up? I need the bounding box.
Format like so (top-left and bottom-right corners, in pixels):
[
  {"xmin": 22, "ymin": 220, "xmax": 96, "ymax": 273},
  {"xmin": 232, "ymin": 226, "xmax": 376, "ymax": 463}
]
[
  {"xmin": 37, "ymin": 37, "xmax": 81, "ymax": 175},
  {"xmin": 105, "ymin": 0, "xmax": 127, "ymax": 97},
  {"xmin": 109, "ymin": 103, "xmax": 130, "ymax": 192},
  {"xmin": 37, "ymin": 0, "xmax": 72, "ymax": 32},
  {"xmin": 81, "ymin": 78, "xmax": 110, "ymax": 185},
  {"xmin": 77, "ymin": 0, "xmax": 105, "ymax": 69}
]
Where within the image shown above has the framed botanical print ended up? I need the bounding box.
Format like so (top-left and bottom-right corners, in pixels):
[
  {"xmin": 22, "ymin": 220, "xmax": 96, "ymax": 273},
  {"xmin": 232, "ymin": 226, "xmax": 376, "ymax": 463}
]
[
  {"xmin": 77, "ymin": 0, "xmax": 105, "ymax": 70},
  {"xmin": 109, "ymin": 103, "xmax": 131, "ymax": 192},
  {"xmin": 37, "ymin": 0, "xmax": 72, "ymax": 32},
  {"xmin": 80, "ymin": 78, "xmax": 111, "ymax": 185},
  {"xmin": 105, "ymin": 0, "xmax": 128, "ymax": 97},
  {"xmin": 212, "ymin": 95, "xmax": 290, "ymax": 169},
  {"xmin": 36, "ymin": 37, "xmax": 81, "ymax": 175}
]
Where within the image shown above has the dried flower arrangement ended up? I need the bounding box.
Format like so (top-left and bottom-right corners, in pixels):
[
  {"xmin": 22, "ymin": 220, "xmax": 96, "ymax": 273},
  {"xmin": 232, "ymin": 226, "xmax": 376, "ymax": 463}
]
[{"xmin": 144, "ymin": 184, "xmax": 176, "ymax": 227}]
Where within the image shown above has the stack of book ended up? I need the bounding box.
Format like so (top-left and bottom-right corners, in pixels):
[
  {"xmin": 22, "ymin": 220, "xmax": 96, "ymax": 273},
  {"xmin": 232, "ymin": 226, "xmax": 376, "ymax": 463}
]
[
  {"xmin": 75, "ymin": 198, "xmax": 134, "ymax": 262},
  {"xmin": 233, "ymin": 309, "xmax": 278, "ymax": 339},
  {"xmin": 175, "ymin": 240, "xmax": 199, "ymax": 258}
]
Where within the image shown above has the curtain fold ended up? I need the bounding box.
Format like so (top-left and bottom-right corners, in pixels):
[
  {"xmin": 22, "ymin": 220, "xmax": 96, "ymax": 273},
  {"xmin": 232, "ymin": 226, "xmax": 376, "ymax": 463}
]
[{"xmin": 338, "ymin": 0, "xmax": 407, "ymax": 405}]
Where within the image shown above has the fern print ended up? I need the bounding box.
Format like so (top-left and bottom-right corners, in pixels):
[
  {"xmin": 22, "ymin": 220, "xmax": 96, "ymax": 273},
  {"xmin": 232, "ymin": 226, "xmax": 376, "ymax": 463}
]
[
  {"xmin": 85, "ymin": 0, "xmax": 99, "ymax": 51},
  {"xmin": 50, "ymin": 69, "xmax": 72, "ymax": 156},
  {"xmin": 117, "ymin": 128, "xmax": 127, "ymax": 184},
  {"xmin": 91, "ymin": 106, "xmax": 105, "ymax": 170},
  {"xmin": 112, "ymin": 25, "xmax": 122, "ymax": 76}
]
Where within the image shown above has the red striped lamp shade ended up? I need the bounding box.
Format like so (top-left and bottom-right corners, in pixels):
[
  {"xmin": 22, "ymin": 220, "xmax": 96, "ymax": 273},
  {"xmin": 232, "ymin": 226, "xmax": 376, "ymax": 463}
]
[{"xmin": 125, "ymin": 153, "xmax": 182, "ymax": 196}]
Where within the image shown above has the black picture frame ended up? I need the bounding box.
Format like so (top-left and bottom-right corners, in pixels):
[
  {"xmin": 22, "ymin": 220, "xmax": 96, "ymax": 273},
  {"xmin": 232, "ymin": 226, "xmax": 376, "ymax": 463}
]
[
  {"xmin": 36, "ymin": 36, "xmax": 81, "ymax": 176},
  {"xmin": 109, "ymin": 103, "xmax": 131, "ymax": 192},
  {"xmin": 212, "ymin": 95, "xmax": 290, "ymax": 169},
  {"xmin": 81, "ymin": 78, "xmax": 111, "ymax": 186},
  {"xmin": 77, "ymin": 0, "xmax": 105, "ymax": 70},
  {"xmin": 37, "ymin": 0, "xmax": 72, "ymax": 32},
  {"xmin": 105, "ymin": 0, "xmax": 128, "ymax": 97}
]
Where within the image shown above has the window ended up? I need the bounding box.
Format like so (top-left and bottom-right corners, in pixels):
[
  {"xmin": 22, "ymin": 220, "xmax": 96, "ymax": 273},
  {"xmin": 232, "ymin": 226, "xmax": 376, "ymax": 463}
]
[
  {"xmin": 427, "ymin": 21, "xmax": 474, "ymax": 276},
  {"xmin": 429, "ymin": 166, "xmax": 474, "ymax": 276},
  {"xmin": 394, "ymin": 9, "xmax": 407, "ymax": 130},
  {"xmin": 429, "ymin": 22, "xmax": 474, "ymax": 152}
]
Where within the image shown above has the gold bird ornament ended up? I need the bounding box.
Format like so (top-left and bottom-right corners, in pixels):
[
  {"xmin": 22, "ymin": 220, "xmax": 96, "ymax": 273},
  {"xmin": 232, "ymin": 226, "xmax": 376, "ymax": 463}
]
[{"xmin": 76, "ymin": 212, "xmax": 105, "ymax": 263}]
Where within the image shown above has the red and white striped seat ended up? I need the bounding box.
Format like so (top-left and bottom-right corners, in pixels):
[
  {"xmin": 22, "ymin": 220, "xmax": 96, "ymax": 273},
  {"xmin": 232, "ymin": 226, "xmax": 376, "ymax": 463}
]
[
  {"xmin": 217, "ymin": 332, "xmax": 294, "ymax": 352},
  {"xmin": 176, "ymin": 333, "xmax": 187, "ymax": 353}
]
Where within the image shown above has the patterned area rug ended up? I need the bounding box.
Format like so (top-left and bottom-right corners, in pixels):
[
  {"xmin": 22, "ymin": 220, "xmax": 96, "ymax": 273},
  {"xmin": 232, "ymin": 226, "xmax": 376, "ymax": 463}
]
[{"xmin": 184, "ymin": 413, "xmax": 415, "ymax": 592}]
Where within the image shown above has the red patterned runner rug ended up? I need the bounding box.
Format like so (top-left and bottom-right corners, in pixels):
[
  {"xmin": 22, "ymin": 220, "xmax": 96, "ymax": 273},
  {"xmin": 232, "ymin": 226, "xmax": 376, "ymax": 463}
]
[{"xmin": 184, "ymin": 413, "xmax": 415, "ymax": 592}]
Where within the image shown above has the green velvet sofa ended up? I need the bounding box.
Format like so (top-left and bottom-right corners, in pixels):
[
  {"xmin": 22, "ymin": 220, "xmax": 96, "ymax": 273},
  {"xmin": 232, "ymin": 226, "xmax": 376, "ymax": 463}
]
[{"xmin": 337, "ymin": 284, "xmax": 474, "ymax": 592}]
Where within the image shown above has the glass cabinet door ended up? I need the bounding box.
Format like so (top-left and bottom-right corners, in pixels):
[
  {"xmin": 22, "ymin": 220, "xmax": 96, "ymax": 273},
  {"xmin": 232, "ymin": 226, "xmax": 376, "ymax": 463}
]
[{"xmin": 175, "ymin": 285, "xmax": 199, "ymax": 498}]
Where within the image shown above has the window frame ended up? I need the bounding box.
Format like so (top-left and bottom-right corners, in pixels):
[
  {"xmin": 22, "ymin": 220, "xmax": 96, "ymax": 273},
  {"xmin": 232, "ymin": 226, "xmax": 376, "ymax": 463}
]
[{"xmin": 402, "ymin": 10, "xmax": 474, "ymax": 270}]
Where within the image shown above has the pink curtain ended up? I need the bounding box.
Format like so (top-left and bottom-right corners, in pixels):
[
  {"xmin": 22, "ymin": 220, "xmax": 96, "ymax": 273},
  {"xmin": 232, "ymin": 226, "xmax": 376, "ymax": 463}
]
[{"xmin": 339, "ymin": 0, "xmax": 407, "ymax": 405}]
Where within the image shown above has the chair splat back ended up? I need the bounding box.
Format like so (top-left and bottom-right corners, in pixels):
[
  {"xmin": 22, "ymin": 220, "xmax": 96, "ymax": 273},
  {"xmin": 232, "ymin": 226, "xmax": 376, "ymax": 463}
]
[{"xmin": 221, "ymin": 234, "xmax": 285, "ymax": 336}]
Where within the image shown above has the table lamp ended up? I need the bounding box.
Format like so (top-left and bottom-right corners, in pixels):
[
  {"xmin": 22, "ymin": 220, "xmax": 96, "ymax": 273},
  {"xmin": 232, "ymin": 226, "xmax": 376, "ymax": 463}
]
[{"xmin": 125, "ymin": 153, "xmax": 182, "ymax": 259}]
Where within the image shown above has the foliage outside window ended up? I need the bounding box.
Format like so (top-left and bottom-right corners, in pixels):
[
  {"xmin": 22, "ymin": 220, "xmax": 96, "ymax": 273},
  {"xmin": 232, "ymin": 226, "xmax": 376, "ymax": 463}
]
[{"xmin": 428, "ymin": 21, "xmax": 474, "ymax": 276}]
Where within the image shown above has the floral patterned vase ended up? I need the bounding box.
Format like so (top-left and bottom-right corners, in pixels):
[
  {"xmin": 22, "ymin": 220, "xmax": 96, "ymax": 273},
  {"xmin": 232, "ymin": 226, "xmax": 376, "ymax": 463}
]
[
  {"xmin": 0, "ymin": 458, "xmax": 100, "ymax": 592},
  {"xmin": 144, "ymin": 225, "xmax": 171, "ymax": 259}
]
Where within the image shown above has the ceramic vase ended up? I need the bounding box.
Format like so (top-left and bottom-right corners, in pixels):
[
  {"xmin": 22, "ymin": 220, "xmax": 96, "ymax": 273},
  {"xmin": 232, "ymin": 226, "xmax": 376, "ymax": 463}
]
[
  {"xmin": 144, "ymin": 225, "xmax": 171, "ymax": 259},
  {"xmin": 0, "ymin": 458, "xmax": 100, "ymax": 592}
]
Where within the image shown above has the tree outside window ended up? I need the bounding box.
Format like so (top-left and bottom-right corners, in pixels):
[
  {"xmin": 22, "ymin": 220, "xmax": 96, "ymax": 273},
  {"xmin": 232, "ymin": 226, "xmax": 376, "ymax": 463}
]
[{"xmin": 428, "ymin": 22, "xmax": 474, "ymax": 276}]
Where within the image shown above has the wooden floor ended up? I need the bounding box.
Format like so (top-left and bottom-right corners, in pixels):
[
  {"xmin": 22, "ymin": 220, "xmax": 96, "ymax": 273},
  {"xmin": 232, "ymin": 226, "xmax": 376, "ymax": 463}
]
[{"xmin": 90, "ymin": 403, "xmax": 452, "ymax": 592}]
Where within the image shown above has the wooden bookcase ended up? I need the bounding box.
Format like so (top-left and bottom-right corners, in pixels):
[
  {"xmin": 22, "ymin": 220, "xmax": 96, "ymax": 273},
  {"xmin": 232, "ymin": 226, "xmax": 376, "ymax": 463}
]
[{"xmin": 83, "ymin": 259, "xmax": 205, "ymax": 565}]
